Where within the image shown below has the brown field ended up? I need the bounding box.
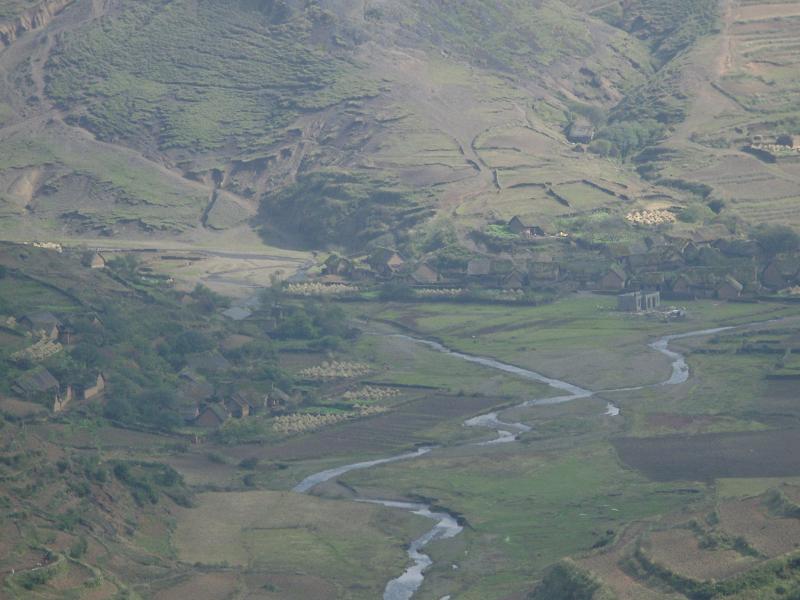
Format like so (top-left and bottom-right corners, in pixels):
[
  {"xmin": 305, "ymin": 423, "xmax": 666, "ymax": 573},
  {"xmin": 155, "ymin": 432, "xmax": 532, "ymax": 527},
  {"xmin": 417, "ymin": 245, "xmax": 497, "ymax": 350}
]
[
  {"xmin": 717, "ymin": 495, "xmax": 800, "ymax": 557},
  {"xmin": 29, "ymin": 423, "xmax": 181, "ymax": 450},
  {"xmin": 240, "ymin": 572, "xmax": 338, "ymax": 600},
  {"xmin": 152, "ymin": 572, "xmax": 239, "ymax": 600},
  {"xmin": 577, "ymin": 524, "xmax": 686, "ymax": 600},
  {"xmin": 162, "ymin": 453, "xmax": 241, "ymax": 487},
  {"xmin": 0, "ymin": 395, "xmax": 46, "ymax": 417},
  {"xmin": 736, "ymin": 3, "xmax": 800, "ymax": 21},
  {"xmin": 613, "ymin": 429, "xmax": 800, "ymax": 481},
  {"xmin": 224, "ymin": 393, "xmax": 510, "ymax": 462},
  {"xmin": 173, "ymin": 491, "xmax": 426, "ymax": 599},
  {"xmin": 647, "ymin": 528, "xmax": 758, "ymax": 581}
]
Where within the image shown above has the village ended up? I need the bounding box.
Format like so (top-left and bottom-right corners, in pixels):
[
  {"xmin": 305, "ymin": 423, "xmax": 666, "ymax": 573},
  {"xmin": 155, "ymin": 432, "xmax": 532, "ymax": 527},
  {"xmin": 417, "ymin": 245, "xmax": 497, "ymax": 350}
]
[
  {"xmin": 314, "ymin": 215, "xmax": 800, "ymax": 303},
  {"xmin": 4, "ymin": 211, "xmax": 798, "ymax": 431}
]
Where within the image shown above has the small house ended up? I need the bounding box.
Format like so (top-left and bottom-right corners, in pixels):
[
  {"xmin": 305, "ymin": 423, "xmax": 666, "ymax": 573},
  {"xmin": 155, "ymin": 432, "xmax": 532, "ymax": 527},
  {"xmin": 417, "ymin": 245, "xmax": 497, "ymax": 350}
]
[
  {"xmin": 226, "ymin": 393, "xmax": 252, "ymax": 418},
  {"xmin": 617, "ymin": 291, "xmax": 660, "ymax": 312},
  {"xmin": 323, "ymin": 255, "xmax": 354, "ymax": 277},
  {"xmin": 178, "ymin": 367, "xmax": 203, "ymax": 384},
  {"xmin": 267, "ymin": 387, "xmax": 290, "ymax": 411},
  {"xmin": 599, "ymin": 265, "xmax": 627, "ymax": 291},
  {"xmin": 195, "ymin": 404, "xmax": 230, "ymax": 428},
  {"xmin": 368, "ymin": 248, "xmax": 405, "ymax": 276},
  {"xmin": 528, "ymin": 261, "xmax": 562, "ymax": 282},
  {"xmin": 19, "ymin": 312, "xmax": 61, "ymax": 340},
  {"xmin": 567, "ymin": 121, "xmax": 595, "ymax": 144},
  {"xmin": 180, "ymin": 403, "xmax": 200, "ymax": 423},
  {"xmin": 671, "ymin": 274, "xmax": 691, "ymax": 297},
  {"xmin": 221, "ymin": 306, "xmax": 253, "ymax": 321},
  {"xmin": 52, "ymin": 386, "xmax": 74, "ymax": 413},
  {"xmin": 507, "ymin": 217, "xmax": 545, "ymax": 239},
  {"xmin": 503, "ymin": 270, "xmax": 527, "ymax": 290},
  {"xmin": 58, "ymin": 324, "xmax": 77, "ymax": 345},
  {"xmin": 81, "ymin": 373, "xmax": 106, "ymax": 401},
  {"xmin": 12, "ymin": 368, "xmax": 60, "ymax": 399},
  {"xmin": 411, "ymin": 264, "xmax": 440, "ymax": 285},
  {"xmin": 83, "ymin": 252, "xmax": 106, "ymax": 269},
  {"xmin": 717, "ymin": 276, "xmax": 743, "ymax": 300},
  {"xmin": 467, "ymin": 258, "xmax": 492, "ymax": 277}
]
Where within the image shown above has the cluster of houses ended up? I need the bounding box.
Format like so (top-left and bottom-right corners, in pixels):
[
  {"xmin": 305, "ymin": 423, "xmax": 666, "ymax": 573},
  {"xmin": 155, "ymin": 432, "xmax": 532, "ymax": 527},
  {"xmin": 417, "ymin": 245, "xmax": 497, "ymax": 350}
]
[
  {"xmin": 8, "ymin": 311, "xmax": 107, "ymax": 413},
  {"xmin": 319, "ymin": 222, "xmax": 800, "ymax": 301},
  {"xmin": 12, "ymin": 368, "xmax": 106, "ymax": 413},
  {"xmin": 175, "ymin": 359, "xmax": 290, "ymax": 429}
]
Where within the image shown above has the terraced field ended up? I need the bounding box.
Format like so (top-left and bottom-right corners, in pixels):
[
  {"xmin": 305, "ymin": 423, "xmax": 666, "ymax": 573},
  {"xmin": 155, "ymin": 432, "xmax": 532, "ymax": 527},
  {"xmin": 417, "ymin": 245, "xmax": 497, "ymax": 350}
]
[{"xmin": 648, "ymin": 0, "xmax": 800, "ymax": 228}]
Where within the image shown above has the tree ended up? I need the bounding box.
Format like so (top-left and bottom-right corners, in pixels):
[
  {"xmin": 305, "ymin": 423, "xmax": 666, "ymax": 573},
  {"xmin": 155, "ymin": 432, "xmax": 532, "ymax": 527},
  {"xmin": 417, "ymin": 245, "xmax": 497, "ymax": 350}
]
[
  {"xmin": 755, "ymin": 225, "xmax": 799, "ymax": 255},
  {"xmin": 276, "ymin": 310, "xmax": 318, "ymax": 339}
]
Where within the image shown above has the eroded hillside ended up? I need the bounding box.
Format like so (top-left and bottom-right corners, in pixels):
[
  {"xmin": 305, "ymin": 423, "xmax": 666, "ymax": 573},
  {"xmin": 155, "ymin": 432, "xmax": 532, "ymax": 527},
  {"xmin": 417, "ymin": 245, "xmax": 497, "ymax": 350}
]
[{"xmin": 0, "ymin": 0, "xmax": 735, "ymax": 253}]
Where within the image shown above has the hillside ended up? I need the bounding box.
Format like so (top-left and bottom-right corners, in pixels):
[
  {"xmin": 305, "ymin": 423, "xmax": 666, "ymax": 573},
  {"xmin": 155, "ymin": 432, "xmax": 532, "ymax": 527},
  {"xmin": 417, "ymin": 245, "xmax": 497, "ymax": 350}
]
[{"xmin": 0, "ymin": 0, "xmax": 772, "ymax": 259}]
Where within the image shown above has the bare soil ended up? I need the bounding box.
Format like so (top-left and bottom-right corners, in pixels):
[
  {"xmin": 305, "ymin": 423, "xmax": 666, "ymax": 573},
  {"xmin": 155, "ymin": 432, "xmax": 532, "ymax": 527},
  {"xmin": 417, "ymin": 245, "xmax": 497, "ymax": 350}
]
[{"xmin": 613, "ymin": 429, "xmax": 800, "ymax": 481}]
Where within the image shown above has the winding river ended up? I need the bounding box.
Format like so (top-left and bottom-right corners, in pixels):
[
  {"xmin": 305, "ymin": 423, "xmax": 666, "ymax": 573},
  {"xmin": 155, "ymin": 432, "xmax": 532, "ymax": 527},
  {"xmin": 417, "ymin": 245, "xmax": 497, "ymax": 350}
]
[{"xmin": 291, "ymin": 319, "xmax": 782, "ymax": 599}]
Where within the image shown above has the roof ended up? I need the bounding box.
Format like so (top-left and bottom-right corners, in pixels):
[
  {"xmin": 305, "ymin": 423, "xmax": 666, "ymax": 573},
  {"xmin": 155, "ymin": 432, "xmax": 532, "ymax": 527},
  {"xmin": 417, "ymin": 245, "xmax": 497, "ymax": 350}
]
[
  {"xmin": 508, "ymin": 216, "xmax": 538, "ymax": 229},
  {"xmin": 568, "ymin": 122, "xmax": 595, "ymax": 140},
  {"xmin": 221, "ymin": 306, "xmax": 253, "ymax": 321},
  {"xmin": 15, "ymin": 368, "xmax": 59, "ymax": 394},
  {"xmin": 186, "ymin": 353, "xmax": 232, "ymax": 373},
  {"xmin": 178, "ymin": 367, "xmax": 203, "ymax": 383},
  {"xmin": 605, "ymin": 264, "xmax": 627, "ymax": 280},
  {"xmin": 201, "ymin": 404, "xmax": 229, "ymax": 422},
  {"xmin": 270, "ymin": 388, "xmax": 291, "ymax": 403},
  {"xmin": 228, "ymin": 393, "xmax": 253, "ymax": 410},
  {"xmin": 369, "ymin": 248, "xmax": 404, "ymax": 268},
  {"xmin": 20, "ymin": 311, "xmax": 61, "ymax": 331},
  {"xmin": 179, "ymin": 403, "xmax": 200, "ymax": 420},
  {"xmin": 411, "ymin": 264, "xmax": 439, "ymax": 284},
  {"xmin": 491, "ymin": 259, "xmax": 516, "ymax": 275},
  {"xmin": 467, "ymin": 258, "xmax": 492, "ymax": 276},
  {"xmin": 178, "ymin": 381, "xmax": 215, "ymax": 403}
]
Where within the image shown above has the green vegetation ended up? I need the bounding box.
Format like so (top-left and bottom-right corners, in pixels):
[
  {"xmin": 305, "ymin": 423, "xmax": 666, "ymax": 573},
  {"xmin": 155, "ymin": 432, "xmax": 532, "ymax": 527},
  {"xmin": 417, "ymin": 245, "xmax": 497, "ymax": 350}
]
[
  {"xmin": 0, "ymin": 0, "xmax": 39, "ymax": 20},
  {"xmin": 531, "ymin": 560, "xmax": 616, "ymax": 600},
  {"xmin": 259, "ymin": 169, "xmax": 433, "ymax": 250},
  {"xmin": 406, "ymin": 0, "xmax": 596, "ymax": 70},
  {"xmin": 46, "ymin": 0, "xmax": 376, "ymax": 155}
]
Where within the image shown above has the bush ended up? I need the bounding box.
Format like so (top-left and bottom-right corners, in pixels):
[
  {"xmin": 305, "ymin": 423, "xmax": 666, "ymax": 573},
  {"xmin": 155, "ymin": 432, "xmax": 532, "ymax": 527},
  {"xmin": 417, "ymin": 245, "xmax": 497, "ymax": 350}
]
[
  {"xmin": 707, "ymin": 198, "xmax": 725, "ymax": 214},
  {"xmin": 677, "ymin": 204, "xmax": 714, "ymax": 223},
  {"xmin": 239, "ymin": 457, "xmax": 259, "ymax": 470},
  {"xmin": 69, "ymin": 536, "xmax": 88, "ymax": 559}
]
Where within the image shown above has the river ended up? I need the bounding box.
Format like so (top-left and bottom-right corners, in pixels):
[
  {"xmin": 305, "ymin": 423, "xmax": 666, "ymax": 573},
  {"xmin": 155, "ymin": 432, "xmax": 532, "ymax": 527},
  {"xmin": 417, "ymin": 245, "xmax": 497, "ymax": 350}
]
[{"xmin": 291, "ymin": 318, "xmax": 784, "ymax": 599}]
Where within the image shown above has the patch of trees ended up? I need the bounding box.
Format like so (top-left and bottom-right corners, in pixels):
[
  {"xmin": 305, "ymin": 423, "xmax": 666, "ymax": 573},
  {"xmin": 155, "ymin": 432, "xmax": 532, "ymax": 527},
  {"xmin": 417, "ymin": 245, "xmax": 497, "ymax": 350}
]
[
  {"xmin": 755, "ymin": 225, "xmax": 799, "ymax": 256},
  {"xmin": 258, "ymin": 169, "xmax": 433, "ymax": 250},
  {"xmin": 190, "ymin": 284, "xmax": 229, "ymax": 314},
  {"xmin": 530, "ymin": 560, "xmax": 616, "ymax": 600},
  {"xmin": 590, "ymin": 119, "xmax": 664, "ymax": 159},
  {"xmin": 274, "ymin": 301, "xmax": 357, "ymax": 351},
  {"xmin": 112, "ymin": 461, "xmax": 190, "ymax": 507}
]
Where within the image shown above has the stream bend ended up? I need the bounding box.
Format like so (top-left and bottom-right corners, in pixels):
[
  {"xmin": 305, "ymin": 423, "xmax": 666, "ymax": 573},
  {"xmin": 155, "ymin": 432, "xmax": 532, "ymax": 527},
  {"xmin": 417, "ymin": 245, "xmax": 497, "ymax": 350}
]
[{"xmin": 292, "ymin": 319, "xmax": 784, "ymax": 599}]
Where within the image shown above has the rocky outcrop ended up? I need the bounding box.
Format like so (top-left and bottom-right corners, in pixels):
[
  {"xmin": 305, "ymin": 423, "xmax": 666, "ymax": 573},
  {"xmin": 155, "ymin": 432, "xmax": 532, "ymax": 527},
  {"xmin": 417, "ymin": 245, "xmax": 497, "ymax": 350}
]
[{"xmin": 0, "ymin": 0, "xmax": 72, "ymax": 48}]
